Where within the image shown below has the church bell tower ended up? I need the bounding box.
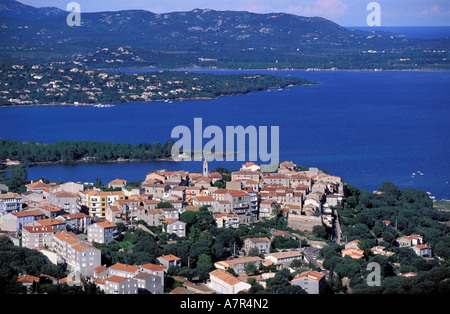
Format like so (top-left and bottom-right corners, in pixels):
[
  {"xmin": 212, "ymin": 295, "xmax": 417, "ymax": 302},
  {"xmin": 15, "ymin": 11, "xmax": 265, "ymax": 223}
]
[{"xmin": 203, "ymin": 159, "xmax": 208, "ymax": 177}]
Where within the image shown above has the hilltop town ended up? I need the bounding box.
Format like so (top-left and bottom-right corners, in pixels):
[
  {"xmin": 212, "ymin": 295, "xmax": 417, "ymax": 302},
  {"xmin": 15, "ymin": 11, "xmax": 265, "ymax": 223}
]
[{"xmin": 1, "ymin": 159, "xmax": 446, "ymax": 295}]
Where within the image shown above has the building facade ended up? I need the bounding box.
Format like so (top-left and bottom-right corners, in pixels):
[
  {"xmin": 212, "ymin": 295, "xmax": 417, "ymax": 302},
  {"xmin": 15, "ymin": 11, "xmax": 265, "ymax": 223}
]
[
  {"xmin": 291, "ymin": 271, "xmax": 326, "ymax": 294},
  {"xmin": 78, "ymin": 190, "xmax": 125, "ymax": 218},
  {"xmin": 87, "ymin": 221, "xmax": 118, "ymax": 244}
]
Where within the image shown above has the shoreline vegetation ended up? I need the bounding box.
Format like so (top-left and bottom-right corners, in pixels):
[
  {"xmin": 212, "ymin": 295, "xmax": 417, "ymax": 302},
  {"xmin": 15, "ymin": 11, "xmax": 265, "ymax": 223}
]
[
  {"xmin": 0, "ymin": 139, "xmax": 176, "ymax": 168},
  {"xmin": 0, "ymin": 139, "xmax": 239, "ymax": 168},
  {"xmin": 0, "ymin": 60, "xmax": 316, "ymax": 107}
]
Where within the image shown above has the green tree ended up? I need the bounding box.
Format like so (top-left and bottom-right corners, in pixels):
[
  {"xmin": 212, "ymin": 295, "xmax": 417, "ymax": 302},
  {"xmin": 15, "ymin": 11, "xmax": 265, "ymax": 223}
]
[
  {"xmin": 180, "ymin": 210, "xmax": 197, "ymax": 227},
  {"xmin": 7, "ymin": 166, "xmax": 28, "ymax": 192},
  {"xmin": 312, "ymin": 225, "xmax": 328, "ymax": 239},
  {"xmin": 94, "ymin": 178, "xmax": 102, "ymax": 189},
  {"xmin": 156, "ymin": 201, "xmax": 174, "ymax": 209},
  {"xmin": 244, "ymin": 263, "xmax": 258, "ymax": 276},
  {"xmin": 194, "ymin": 255, "xmax": 213, "ymax": 282}
]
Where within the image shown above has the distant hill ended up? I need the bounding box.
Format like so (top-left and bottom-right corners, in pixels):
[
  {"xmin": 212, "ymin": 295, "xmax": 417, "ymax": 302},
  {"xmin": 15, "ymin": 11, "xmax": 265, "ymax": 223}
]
[
  {"xmin": 0, "ymin": 1, "xmax": 448, "ymax": 69},
  {"xmin": 0, "ymin": 4, "xmax": 370, "ymax": 49},
  {"xmin": 0, "ymin": 0, "xmax": 65, "ymax": 19}
]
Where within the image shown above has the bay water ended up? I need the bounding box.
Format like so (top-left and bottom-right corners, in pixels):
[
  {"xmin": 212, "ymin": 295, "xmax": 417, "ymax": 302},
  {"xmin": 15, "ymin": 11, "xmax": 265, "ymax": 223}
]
[{"xmin": 1, "ymin": 69, "xmax": 449, "ymax": 199}]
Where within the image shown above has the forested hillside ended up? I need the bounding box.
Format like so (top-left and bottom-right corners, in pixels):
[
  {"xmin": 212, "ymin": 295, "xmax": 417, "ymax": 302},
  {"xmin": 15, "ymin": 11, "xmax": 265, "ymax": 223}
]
[{"xmin": 318, "ymin": 182, "xmax": 450, "ymax": 294}]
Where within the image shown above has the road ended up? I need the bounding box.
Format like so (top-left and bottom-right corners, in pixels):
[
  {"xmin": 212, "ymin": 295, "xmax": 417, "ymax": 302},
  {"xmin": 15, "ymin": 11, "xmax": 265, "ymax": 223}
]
[{"xmin": 333, "ymin": 208, "xmax": 342, "ymax": 245}]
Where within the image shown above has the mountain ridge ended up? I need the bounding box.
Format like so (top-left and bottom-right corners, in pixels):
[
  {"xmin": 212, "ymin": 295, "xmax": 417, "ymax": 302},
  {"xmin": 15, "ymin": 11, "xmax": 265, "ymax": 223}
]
[
  {"xmin": 0, "ymin": 0, "xmax": 448, "ymax": 69},
  {"xmin": 0, "ymin": 0, "xmax": 66, "ymax": 19}
]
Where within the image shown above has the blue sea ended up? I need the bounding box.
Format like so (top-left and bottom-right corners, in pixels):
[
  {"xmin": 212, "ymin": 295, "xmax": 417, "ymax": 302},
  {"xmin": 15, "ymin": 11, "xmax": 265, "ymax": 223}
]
[{"xmin": 1, "ymin": 69, "xmax": 449, "ymax": 199}]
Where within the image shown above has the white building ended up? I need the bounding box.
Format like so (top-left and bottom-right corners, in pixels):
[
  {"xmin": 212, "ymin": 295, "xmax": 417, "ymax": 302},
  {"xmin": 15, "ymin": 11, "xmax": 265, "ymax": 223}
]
[
  {"xmin": 52, "ymin": 231, "xmax": 101, "ymax": 277},
  {"xmin": 244, "ymin": 237, "xmax": 271, "ymax": 254},
  {"xmin": 0, "ymin": 210, "xmax": 46, "ymax": 232},
  {"xmin": 87, "ymin": 220, "xmax": 118, "ymax": 244},
  {"xmin": 108, "ymin": 263, "xmax": 140, "ymax": 278},
  {"xmin": 21, "ymin": 225, "xmax": 54, "ymax": 249},
  {"xmin": 265, "ymin": 251, "xmax": 303, "ymax": 268},
  {"xmin": 290, "ymin": 270, "xmax": 326, "ymax": 294},
  {"xmin": 0, "ymin": 192, "xmax": 22, "ymax": 216},
  {"xmin": 105, "ymin": 275, "xmax": 138, "ymax": 294},
  {"xmin": 240, "ymin": 162, "xmax": 260, "ymax": 172},
  {"xmin": 213, "ymin": 213, "xmax": 239, "ymax": 228},
  {"xmin": 208, "ymin": 269, "xmax": 251, "ymax": 294},
  {"xmin": 163, "ymin": 218, "xmax": 186, "ymax": 238},
  {"xmin": 412, "ymin": 244, "xmax": 432, "ymax": 258}
]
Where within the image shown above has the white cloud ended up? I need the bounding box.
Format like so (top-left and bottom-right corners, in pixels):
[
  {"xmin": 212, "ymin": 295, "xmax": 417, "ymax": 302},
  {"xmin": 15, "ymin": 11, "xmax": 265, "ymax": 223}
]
[{"xmin": 422, "ymin": 4, "xmax": 450, "ymax": 16}]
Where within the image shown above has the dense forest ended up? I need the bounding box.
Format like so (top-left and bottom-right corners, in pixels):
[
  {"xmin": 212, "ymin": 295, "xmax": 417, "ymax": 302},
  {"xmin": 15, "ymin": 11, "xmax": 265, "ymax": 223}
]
[
  {"xmin": 317, "ymin": 182, "xmax": 450, "ymax": 294},
  {"xmin": 0, "ymin": 138, "xmax": 175, "ymax": 165}
]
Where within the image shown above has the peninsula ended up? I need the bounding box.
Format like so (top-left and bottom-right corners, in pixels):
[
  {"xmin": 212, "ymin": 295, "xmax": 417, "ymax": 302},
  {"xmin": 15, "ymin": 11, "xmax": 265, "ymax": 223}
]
[{"xmin": 0, "ymin": 60, "xmax": 315, "ymax": 107}]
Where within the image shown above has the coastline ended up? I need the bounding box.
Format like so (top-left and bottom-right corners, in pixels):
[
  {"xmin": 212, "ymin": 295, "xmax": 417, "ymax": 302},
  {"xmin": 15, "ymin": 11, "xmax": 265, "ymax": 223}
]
[
  {"xmin": 0, "ymin": 158, "xmax": 176, "ymax": 172},
  {"xmin": 2, "ymin": 66, "xmax": 447, "ymax": 109},
  {"xmin": 101, "ymin": 65, "xmax": 450, "ymax": 72},
  {"xmin": 1, "ymin": 150, "xmax": 238, "ymax": 169},
  {"xmin": 27, "ymin": 157, "xmax": 176, "ymax": 167},
  {"xmin": 0, "ymin": 81, "xmax": 315, "ymax": 108}
]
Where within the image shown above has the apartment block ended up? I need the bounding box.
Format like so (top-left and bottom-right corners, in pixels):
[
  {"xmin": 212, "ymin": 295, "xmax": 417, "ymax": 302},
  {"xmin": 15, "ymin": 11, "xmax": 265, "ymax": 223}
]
[
  {"xmin": 87, "ymin": 220, "xmax": 118, "ymax": 244},
  {"xmin": 78, "ymin": 189, "xmax": 125, "ymax": 218},
  {"xmin": 208, "ymin": 269, "xmax": 251, "ymax": 294},
  {"xmin": 291, "ymin": 270, "xmax": 326, "ymax": 294},
  {"xmin": 21, "ymin": 225, "xmax": 54, "ymax": 249},
  {"xmin": 0, "ymin": 192, "xmax": 22, "ymax": 216},
  {"xmin": 105, "ymin": 276, "xmax": 138, "ymax": 294},
  {"xmin": 52, "ymin": 231, "xmax": 101, "ymax": 276}
]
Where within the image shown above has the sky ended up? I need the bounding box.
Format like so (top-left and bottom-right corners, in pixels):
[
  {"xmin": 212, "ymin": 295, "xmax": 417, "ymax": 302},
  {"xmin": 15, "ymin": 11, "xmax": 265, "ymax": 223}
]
[{"xmin": 19, "ymin": 0, "xmax": 450, "ymax": 26}]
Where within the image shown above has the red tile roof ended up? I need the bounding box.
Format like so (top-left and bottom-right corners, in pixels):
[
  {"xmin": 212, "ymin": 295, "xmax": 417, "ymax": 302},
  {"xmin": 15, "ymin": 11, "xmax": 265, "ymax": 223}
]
[
  {"xmin": 292, "ymin": 270, "xmax": 325, "ymax": 282},
  {"xmin": 26, "ymin": 181, "xmax": 51, "ymax": 189},
  {"xmin": 109, "ymin": 263, "xmax": 140, "ymax": 273},
  {"xmin": 159, "ymin": 254, "xmax": 180, "ymax": 261}
]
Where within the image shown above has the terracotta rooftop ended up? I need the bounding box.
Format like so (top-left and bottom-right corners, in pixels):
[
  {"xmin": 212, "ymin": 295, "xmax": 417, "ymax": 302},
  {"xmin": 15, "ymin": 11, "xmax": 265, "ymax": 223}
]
[
  {"xmin": 23, "ymin": 225, "xmax": 54, "ymax": 233},
  {"xmin": 11, "ymin": 210, "xmax": 44, "ymax": 218},
  {"xmin": 96, "ymin": 221, "xmax": 117, "ymax": 229},
  {"xmin": 246, "ymin": 237, "xmax": 270, "ymax": 243},
  {"xmin": 54, "ymin": 231, "xmax": 83, "ymax": 245},
  {"xmin": 26, "ymin": 181, "xmax": 51, "ymax": 189},
  {"xmin": 209, "ymin": 269, "xmax": 243, "ymax": 286},
  {"xmin": 170, "ymin": 286, "xmax": 188, "ymax": 294},
  {"xmin": 159, "ymin": 254, "xmax": 180, "ymax": 261},
  {"xmin": 17, "ymin": 274, "xmax": 39, "ymax": 284},
  {"xmin": 293, "ymin": 270, "xmax": 325, "ymax": 282},
  {"xmin": 109, "ymin": 263, "xmax": 140, "ymax": 273},
  {"xmin": 140, "ymin": 263, "xmax": 166, "ymax": 272},
  {"xmin": 106, "ymin": 275, "xmax": 128, "ymax": 283}
]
